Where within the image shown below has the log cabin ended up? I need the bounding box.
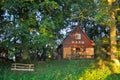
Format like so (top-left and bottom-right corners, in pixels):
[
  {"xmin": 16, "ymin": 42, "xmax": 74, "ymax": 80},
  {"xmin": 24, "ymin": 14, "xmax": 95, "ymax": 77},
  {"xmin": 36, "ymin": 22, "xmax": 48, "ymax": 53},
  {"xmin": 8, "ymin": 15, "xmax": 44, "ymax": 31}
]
[{"xmin": 57, "ymin": 26, "xmax": 95, "ymax": 59}]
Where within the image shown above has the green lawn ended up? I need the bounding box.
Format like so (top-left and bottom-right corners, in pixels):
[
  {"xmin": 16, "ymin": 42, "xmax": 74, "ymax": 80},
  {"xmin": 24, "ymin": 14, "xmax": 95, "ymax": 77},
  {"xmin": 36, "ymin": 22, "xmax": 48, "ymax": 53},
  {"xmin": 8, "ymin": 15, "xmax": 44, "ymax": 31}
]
[{"xmin": 0, "ymin": 59, "xmax": 120, "ymax": 80}]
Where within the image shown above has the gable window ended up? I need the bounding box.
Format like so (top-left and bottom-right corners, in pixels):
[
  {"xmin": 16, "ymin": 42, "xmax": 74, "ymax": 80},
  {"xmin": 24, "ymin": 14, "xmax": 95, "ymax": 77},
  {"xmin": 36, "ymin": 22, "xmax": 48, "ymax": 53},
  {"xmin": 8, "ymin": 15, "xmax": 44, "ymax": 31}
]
[{"xmin": 75, "ymin": 33, "xmax": 81, "ymax": 40}]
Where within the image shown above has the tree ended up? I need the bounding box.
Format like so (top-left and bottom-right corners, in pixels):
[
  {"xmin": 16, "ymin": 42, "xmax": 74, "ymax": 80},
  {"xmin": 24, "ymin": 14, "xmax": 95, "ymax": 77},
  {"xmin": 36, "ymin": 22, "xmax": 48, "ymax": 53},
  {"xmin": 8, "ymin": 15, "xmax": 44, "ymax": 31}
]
[
  {"xmin": 94, "ymin": 0, "xmax": 120, "ymax": 65},
  {"xmin": 1, "ymin": 0, "xmax": 119, "ymax": 63},
  {"xmin": 0, "ymin": 0, "xmax": 65, "ymax": 61}
]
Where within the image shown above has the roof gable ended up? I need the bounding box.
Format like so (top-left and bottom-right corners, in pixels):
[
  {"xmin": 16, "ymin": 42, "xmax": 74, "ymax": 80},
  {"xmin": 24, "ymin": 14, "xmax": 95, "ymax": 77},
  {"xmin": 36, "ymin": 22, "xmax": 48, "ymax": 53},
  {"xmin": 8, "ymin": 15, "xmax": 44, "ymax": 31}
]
[{"xmin": 62, "ymin": 26, "xmax": 94, "ymax": 47}]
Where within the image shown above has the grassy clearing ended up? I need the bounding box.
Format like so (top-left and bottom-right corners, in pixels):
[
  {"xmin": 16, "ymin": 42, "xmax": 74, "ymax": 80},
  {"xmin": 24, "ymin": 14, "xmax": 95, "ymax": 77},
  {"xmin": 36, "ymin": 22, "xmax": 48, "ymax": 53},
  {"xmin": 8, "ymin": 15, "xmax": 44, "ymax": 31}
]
[{"xmin": 0, "ymin": 59, "xmax": 120, "ymax": 80}]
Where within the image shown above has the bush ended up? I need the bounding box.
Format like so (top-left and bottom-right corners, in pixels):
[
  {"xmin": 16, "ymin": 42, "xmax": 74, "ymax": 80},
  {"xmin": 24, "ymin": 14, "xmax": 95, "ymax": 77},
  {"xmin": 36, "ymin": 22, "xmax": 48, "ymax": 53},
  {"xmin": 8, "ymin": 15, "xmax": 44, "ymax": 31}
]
[
  {"xmin": 107, "ymin": 61, "xmax": 120, "ymax": 74},
  {"xmin": 79, "ymin": 67, "xmax": 111, "ymax": 80}
]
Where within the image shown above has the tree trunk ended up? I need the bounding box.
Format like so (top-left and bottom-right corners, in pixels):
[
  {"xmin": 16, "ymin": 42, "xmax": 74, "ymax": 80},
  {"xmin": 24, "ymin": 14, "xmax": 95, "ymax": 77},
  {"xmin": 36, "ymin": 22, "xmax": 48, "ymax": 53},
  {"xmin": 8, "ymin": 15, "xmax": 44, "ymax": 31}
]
[
  {"xmin": 108, "ymin": 0, "xmax": 120, "ymax": 65},
  {"xmin": 109, "ymin": 12, "xmax": 117, "ymax": 59}
]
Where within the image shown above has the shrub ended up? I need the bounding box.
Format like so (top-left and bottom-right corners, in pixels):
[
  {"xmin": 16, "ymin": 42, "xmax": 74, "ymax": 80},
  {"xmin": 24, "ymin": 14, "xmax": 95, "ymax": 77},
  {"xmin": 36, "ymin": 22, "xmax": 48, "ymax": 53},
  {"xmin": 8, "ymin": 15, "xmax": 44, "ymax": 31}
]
[{"xmin": 79, "ymin": 67, "xmax": 111, "ymax": 80}]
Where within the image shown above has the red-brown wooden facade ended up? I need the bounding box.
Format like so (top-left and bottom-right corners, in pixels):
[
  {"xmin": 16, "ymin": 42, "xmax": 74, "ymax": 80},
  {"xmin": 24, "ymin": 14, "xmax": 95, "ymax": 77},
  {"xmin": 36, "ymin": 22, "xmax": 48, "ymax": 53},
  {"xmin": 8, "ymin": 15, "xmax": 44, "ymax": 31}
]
[{"xmin": 57, "ymin": 26, "xmax": 95, "ymax": 59}]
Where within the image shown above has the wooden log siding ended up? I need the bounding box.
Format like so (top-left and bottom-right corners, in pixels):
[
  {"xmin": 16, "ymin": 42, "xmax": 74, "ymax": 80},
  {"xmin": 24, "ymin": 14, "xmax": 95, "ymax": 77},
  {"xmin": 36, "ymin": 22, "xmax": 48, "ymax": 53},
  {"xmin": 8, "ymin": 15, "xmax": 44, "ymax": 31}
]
[{"xmin": 11, "ymin": 63, "xmax": 34, "ymax": 71}]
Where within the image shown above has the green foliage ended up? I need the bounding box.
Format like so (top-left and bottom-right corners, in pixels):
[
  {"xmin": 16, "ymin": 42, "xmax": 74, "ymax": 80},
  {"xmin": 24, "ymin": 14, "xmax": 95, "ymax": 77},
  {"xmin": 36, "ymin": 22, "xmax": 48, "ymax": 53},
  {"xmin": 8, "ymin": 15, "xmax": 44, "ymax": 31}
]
[
  {"xmin": 95, "ymin": 39, "xmax": 110, "ymax": 60},
  {"xmin": 94, "ymin": 0, "xmax": 110, "ymax": 24},
  {"xmin": 64, "ymin": 0, "xmax": 96, "ymax": 23},
  {"xmin": 79, "ymin": 68, "xmax": 111, "ymax": 80},
  {"xmin": 0, "ymin": 0, "xmax": 64, "ymax": 61},
  {"xmin": 107, "ymin": 61, "xmax": 120, "ymax": 73},
  {"xmin": 105, "ymin": 73, "xmax": 120, "ymax": 80},
  {"xmin": 94, "ymin": 0, "xmax": 120, "ymax": 27},
  {"xmin": 116, "ymin": 43, "xmax": 120, "ymax": 60}
]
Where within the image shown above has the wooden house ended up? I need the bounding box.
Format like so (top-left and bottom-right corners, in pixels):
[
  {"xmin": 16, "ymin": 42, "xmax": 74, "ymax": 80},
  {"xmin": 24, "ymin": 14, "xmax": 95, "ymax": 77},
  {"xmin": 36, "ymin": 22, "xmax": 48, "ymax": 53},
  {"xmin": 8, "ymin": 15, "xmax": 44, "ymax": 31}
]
[{"xmin": 57, "ymin": 26, "xmax": 95, "ymax": 59}]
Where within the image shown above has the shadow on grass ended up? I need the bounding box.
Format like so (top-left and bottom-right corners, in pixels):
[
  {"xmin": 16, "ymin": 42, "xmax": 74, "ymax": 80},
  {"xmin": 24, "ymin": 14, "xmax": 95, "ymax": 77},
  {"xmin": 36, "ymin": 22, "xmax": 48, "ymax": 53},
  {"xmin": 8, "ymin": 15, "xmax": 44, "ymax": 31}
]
[{"xmin": 105, "ymin": 73, "xmax": 120, "ymax": 80}]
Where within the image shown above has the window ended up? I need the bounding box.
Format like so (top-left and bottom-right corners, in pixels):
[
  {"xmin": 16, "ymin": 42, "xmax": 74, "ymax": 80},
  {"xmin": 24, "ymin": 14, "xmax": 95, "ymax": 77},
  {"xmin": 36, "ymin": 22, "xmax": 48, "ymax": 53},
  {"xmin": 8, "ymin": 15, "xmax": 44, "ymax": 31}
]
[{"xmin": 75, "ymin": 33, "xmax": 81, "ymax": 39}]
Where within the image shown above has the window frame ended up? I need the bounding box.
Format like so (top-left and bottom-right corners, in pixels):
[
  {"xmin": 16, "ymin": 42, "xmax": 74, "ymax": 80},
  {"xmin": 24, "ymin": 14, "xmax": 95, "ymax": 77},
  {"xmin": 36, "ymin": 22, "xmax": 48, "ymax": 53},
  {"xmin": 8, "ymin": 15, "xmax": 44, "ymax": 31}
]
[{"xmin": 75, "ymin": 33, "xmax": 81, "ymax": 40}]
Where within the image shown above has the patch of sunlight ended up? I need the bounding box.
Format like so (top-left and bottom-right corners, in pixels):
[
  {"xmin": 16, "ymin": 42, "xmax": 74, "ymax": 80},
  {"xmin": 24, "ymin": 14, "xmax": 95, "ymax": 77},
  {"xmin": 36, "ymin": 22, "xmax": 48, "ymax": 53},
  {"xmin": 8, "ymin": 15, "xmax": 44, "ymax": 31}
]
[{"xmin": 79, "ymin": 67, "xmax": 111, "ymax": 80}]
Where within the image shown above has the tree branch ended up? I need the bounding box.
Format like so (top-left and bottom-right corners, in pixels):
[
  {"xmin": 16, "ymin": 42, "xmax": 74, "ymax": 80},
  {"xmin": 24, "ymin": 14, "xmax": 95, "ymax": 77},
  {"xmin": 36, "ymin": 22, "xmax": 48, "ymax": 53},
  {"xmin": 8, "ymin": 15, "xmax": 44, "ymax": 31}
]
[{"xmin": 115, "ymin": 8, "xmax": 120, "ymax": 11}]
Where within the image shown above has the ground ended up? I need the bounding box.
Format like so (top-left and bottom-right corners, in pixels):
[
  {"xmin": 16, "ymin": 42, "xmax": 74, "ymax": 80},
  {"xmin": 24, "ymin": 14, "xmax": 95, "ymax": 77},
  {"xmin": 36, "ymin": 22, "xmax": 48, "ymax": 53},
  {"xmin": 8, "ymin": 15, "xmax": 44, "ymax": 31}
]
[{"xmin": 0, "ymin": 59, "xmax": 120, "ymax": 80}]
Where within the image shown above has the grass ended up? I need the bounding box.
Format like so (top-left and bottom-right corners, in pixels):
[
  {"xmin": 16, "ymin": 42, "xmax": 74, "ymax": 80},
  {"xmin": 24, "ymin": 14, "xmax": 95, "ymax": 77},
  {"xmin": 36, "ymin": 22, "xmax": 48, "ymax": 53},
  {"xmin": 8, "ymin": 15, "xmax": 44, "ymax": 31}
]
[{"xmin": 0, "ymin": 59, "xmax": 120, "ymax": 80}]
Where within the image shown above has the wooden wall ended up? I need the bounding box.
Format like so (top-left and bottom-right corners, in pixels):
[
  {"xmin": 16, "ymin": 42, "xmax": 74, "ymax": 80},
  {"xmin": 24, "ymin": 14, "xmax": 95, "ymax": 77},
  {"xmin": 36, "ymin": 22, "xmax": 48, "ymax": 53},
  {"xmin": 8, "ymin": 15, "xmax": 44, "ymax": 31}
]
[
  {"xmin": 63, "ymin": 47, "xmax": 94, "ymax": 59},
  {"xmin": 63, "ymin": 47, "xmax": 71, "ymax": 59}
]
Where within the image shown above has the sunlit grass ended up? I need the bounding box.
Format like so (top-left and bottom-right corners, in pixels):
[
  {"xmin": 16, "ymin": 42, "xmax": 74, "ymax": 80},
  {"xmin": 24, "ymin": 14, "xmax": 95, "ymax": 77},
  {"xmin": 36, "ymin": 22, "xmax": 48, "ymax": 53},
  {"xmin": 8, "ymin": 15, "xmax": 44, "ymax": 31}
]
[
  {"xmin": 79, "ymin": 67, "xmax": 111, "ymax": 80},
  {"xmin": 0, "ymin": 59, "xmax": 120, "ymax": 80}
]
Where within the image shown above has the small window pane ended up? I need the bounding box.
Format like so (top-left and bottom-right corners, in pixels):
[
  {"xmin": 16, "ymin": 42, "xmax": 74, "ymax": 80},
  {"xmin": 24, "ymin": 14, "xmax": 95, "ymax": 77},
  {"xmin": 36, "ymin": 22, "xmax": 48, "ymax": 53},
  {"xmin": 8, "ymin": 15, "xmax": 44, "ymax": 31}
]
[{"xmin": 75, "ymin": 34, "xmax": 81, "ymax": 39}]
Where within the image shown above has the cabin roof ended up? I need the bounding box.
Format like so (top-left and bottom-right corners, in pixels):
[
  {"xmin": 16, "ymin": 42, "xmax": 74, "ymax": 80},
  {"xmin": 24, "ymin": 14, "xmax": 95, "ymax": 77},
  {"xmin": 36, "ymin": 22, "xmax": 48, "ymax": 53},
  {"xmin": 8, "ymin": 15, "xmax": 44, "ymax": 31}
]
[{"xmin": 61, "ymin": 25, "xmax": 94, "ymax": 45}]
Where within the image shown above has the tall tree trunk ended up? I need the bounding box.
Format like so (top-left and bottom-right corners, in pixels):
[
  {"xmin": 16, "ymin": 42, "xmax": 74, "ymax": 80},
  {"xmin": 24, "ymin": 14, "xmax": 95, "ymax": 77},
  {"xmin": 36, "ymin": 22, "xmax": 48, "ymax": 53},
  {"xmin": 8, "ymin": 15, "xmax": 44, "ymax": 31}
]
[
  {"xmin": 109, "ymin": 12, "xmax": 117, "ymax": 59},
  {"xmin": 108, "ymin": 0, "xmax": 119, "ymax": 65}
]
